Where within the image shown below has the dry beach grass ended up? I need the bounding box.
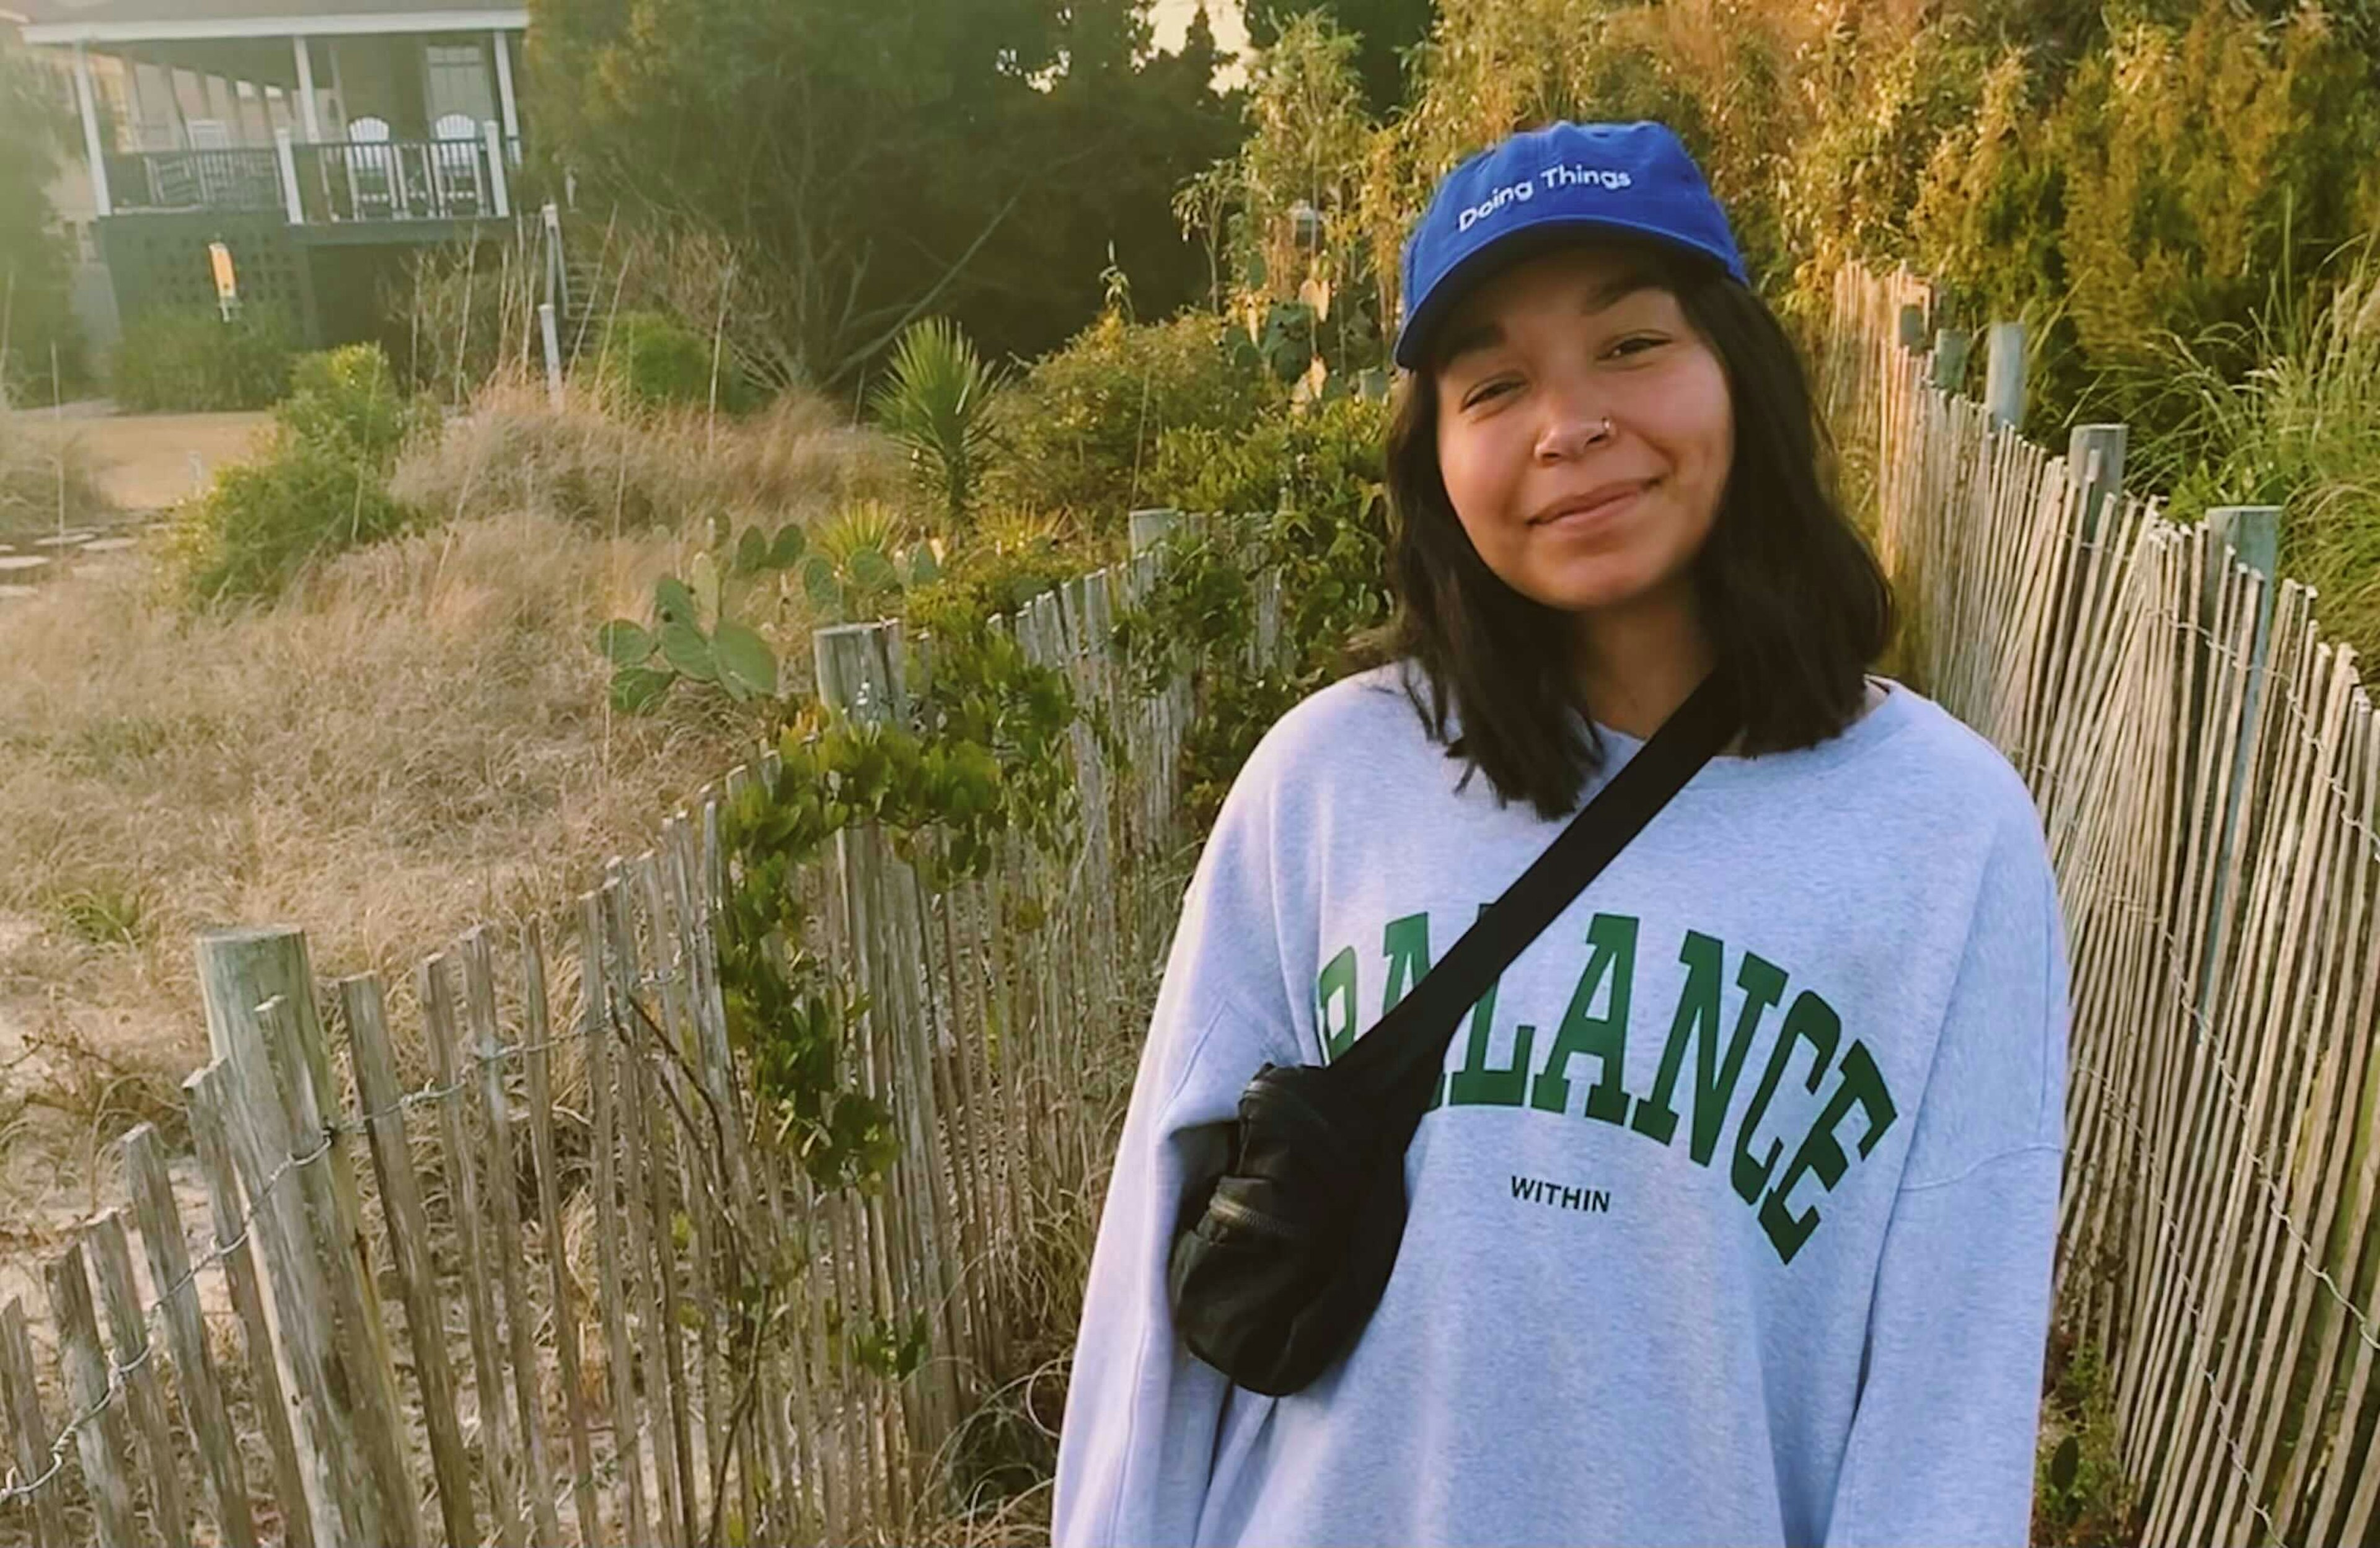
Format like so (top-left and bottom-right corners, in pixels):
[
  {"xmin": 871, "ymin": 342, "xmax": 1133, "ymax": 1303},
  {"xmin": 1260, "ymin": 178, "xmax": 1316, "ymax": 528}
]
[{"xmin": 0, "ymin": 385, "xmax": 893, "ymax": 1265}]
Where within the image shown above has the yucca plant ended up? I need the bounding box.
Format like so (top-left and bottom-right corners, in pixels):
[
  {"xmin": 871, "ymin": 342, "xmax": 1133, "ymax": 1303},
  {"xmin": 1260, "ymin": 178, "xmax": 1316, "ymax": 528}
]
[{"xmin": 866, "ymin": 317, "xmax": 1007, "ymax": 535}]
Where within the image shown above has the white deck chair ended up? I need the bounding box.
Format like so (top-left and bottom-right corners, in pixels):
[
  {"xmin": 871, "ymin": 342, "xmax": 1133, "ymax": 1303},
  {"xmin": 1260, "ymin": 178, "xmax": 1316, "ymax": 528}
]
[
  {"xmin": 430, "ymin": 111, "xmax": 485, "ymax": 216},
  {"xmin": 343, "ymin": 115, "xmax": 399, "ymax": 218}
]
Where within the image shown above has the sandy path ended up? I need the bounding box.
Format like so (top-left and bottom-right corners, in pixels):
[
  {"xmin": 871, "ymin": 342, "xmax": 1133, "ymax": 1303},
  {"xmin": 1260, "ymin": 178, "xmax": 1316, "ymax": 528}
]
[{"xmin": 25, "ymin": 401, "xmax": 273, "ymax": 513}]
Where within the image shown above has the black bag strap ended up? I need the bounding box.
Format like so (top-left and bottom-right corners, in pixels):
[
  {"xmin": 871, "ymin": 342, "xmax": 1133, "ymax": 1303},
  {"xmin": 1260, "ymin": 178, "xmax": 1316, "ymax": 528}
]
[{"xmin": 1327, "ymin": 667, "xmax": 1742, "ymax": 1119}]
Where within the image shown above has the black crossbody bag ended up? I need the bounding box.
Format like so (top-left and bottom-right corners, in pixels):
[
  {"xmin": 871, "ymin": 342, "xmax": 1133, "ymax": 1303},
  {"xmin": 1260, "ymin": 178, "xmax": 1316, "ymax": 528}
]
[{"xmin": 1164, "ymin": 669, "xmax": 1742, "ymax": 1396}]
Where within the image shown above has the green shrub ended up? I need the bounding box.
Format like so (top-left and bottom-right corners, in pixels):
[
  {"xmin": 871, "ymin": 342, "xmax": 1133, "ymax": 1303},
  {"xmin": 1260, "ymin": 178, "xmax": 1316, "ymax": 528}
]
[
  {"xmin": 1122, "ymin": 393, "xmax": 1391, "ymax": 826},
  {"xmin": 591, "ymin": 309, "xmax": 752, "ymax": 413},
  {"xmin": 281, "ymin": 345, "xmax": 438, "ymax": 462},
  {"xmin": 2032, "ymin": 1334, "xmax": 2141, "ymax": 1546},
  {"xmin": 979, "ymin": 307, "xmax": 1282, "ymax": 534},
  {"xmin": 165, "ymin": 436, "xmax": 419, "ymax": 605},
  {"xmin": 908, "ymin": 508, "xmax": 1101, "ymax": 627},
  {"xmin": 111, "ymin": 306, "xmax": 295, "ymax": 411},
  {"xmin": 1, "ymin": 38, "xmax": 87, "ymax": 405},
  {"xmin": 1910, "ymin": 1, "xmax": 2380, "ymax": 440},
  {"xmin": 161, "ymin": 342, "xmax": 430, "ymax": 605}
]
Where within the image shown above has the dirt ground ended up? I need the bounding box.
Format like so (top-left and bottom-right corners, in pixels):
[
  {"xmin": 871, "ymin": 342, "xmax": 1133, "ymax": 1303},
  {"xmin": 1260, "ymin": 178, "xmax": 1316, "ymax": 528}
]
[{"xmin": 21, "ymin": 401, "xmax": 273, "ymax": 514}]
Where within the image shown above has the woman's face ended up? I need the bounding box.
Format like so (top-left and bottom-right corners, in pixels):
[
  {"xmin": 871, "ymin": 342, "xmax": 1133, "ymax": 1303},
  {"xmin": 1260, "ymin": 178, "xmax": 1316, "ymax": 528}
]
[{"xmin": 1431, "ymin": 244, "xmax": 1734, "ymax": 617}]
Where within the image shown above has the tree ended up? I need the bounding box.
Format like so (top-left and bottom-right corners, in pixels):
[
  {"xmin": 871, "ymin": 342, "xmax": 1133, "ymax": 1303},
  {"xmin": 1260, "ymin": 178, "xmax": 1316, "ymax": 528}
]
[
  {"xmin": 1245, "ymin": 0, "xmax": 1435, "ymax": 113},
  {"xmin": 0, "ymin": 35, "xmax": 82, "ymax": 402},
  {"xmin": 527, "ymin": 0, "xmax": 1243, "ymax": 390}
]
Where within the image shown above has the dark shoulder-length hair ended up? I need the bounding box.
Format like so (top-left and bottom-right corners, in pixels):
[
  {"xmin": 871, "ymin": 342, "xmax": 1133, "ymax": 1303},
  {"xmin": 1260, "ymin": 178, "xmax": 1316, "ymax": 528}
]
[{"xmin": 1343, "ymin": 239, "xmax": 1897, "ymax": 822}]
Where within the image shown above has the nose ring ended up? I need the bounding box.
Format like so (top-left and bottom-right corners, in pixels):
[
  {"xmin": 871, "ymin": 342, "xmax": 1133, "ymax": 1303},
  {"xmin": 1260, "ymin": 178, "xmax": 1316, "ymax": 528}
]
[{"xmin": 1543, "ymin": 416, "xmax": 1615, "ymax": 459}]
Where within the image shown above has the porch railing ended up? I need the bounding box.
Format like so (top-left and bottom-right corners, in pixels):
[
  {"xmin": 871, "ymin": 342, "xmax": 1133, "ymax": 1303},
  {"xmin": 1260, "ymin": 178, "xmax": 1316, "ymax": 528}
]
[
  {"xmin": 106, "ymin": 148, "xmax": 284, "ymax": 214},
  {"xmin": 102, "ymin": 131, "xmax": 522, "ymax": 224},
  {"xmin": 291, "ymin": 131, "xmax": 516, "ymax": 223}
]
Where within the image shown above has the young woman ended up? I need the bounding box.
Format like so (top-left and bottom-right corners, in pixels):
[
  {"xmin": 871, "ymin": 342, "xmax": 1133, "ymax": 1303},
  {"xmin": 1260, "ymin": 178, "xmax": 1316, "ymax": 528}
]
[{"xmin": 1054, "ymin": 120, "xmax": 2069, "ymax": 1548}]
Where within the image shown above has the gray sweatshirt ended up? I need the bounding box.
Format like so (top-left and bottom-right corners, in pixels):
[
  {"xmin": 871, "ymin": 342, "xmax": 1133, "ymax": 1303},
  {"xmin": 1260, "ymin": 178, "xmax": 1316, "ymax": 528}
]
[{"xmin": 1054, "ymin": 659, "xmax": 2070, "ymax": 1547}]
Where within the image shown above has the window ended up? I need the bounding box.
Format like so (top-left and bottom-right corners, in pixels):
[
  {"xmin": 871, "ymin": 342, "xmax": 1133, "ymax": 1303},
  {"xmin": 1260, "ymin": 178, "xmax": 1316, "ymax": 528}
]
[{"xmin": 423, "ymin": 42, "xmax": 494, "ymax": 128}]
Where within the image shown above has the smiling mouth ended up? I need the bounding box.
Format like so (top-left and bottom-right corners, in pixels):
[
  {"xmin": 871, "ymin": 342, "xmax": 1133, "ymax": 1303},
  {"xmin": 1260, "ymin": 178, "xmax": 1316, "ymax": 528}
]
[{"xmin": 1532, "ymin": 481, "xmax": 1653, "ymax": 529}]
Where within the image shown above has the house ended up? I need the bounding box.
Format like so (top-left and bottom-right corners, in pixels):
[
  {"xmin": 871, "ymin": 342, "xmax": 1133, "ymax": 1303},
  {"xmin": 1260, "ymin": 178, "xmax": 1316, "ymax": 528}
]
[{"xmin": 10, "ymin": 0, "xmax": 530, "ymax": 354}]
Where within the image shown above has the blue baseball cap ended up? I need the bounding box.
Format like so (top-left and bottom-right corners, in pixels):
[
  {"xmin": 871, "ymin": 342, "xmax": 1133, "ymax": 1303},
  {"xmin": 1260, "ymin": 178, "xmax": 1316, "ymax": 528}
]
[{"xmin": 1393, "ymin": 120, "xmax": 1748, "ymax": 371}]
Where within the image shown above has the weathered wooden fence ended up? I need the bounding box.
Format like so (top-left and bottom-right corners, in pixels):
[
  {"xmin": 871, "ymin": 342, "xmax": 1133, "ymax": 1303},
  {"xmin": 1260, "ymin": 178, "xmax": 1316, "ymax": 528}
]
[
  {"xmin": 1831, "ymin": 263, "xmax": 2380, "ymax": 1546},
  {"xmin": 0, "ymin": 525, "xmax": 1214, "ymax": 1547}
]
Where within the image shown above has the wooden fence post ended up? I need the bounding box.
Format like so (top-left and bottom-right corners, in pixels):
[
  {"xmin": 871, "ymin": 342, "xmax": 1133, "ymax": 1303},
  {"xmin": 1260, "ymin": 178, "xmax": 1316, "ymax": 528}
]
[
  {"xmin": 188, "ymin": 1057, "xmax": 370, "ymax": 1548},
  {"xmin": 84, "ymin": 1209, "xmax": 192, "ymax": 1548},
  {"xmin": 195, "ymin": 925, "xmax": 403, "ymax": 1459},
  {"xmin": 122, "ymin": 1123, "xmax": 259, "ymax": 1548},
  {"xmin": 2067, "ymin": 424, "xmax": 2129, "ymax": 544},
  {"xmin": 191, "ymin": 930, "xmax": 361, "ymax": 1548},
  {"xmin": 1896, "ymin": 301, "xmax": 1929, "ymax": 351},
  {"xmin": 1984, "ymin": 320, "xmax": 2027, "ymax": 431},
  {"xmin": 418, "ymin": 952, "xmax": 531, "ymax": 1548},
  {"xmin": 1129, "ymin": 506, "xmax": 1179, "ymax": 561},
  {"xmin": 178, "ymin": 1070, "xmax": 316, "ymax": 1548},
  {"xmin": 459, "ymin": 928, "xmax": 567, "ymax": 1548},
  {"xmin": 45, "ymin": 1242, "xmax": 139, "ymax": 1548},
  {"xmin": 339, "ymin": 973, "xmax": 482, "ymax": 1548},
  {"xmin": 1930, "ymin": 328, "xmax": 1972, "ymax": 393},
  {"xmin": 0, "ymin": 1298, "xmax": 67, "ymax": 1548},
  {"xmin": 2193, "ymin": 505, "xmax": 2283, "ymax": 1015},
  {"xmin": 540, "ymin": 301, "xmax": 565, "ymax": 408},
  {"xmin": 255, "ymin": 993, "xmax": 420, "ymax": 1548}
]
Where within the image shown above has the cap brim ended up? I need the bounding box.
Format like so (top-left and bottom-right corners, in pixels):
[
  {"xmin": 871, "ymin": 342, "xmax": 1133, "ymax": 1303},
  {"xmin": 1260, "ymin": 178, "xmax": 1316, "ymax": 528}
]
[{"xmin": 1395, "ymin": 215, "xmax": 1735, "ymax": 371}]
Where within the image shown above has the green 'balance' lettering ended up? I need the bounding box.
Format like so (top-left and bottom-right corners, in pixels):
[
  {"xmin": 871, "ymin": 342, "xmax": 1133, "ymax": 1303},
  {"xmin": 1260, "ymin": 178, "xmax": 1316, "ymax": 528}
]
[
  {"xmin": 1628, "ymin": 935, "xmax": 1788, "ymax": 1166},
  {"xmin": 1308, "ymin": 904, "xmax": 1901, "ymax": 1269},
  {"xmin": 1527, "ymin": 912, "xmax": 1637, "ymax": 1125}
]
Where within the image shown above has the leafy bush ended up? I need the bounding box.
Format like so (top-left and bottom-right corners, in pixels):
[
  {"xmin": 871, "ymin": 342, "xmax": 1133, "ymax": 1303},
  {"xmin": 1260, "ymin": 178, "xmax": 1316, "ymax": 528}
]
[
  {"xmin": 281, "ymin": 345, "xmax": 438, "ymax": 462},
  {"xmin": 591, "ymin": 309, "xmax": 752, "ymax": 413},
  {"xmin": 0, "ymin": 38, "xmax": 87, "ymax": 403},
  {"xmin": 979, "ymin": 307, "xmax": 1282, "ymax": 534},
  {"xmin": 162, "ymin": 438, "xmax": 418, "ymax": 605},
  {"xmin": 2032, "ymin": 1333, "xmax": 2141, "ymax": 1546},
  {"xmin": 160, "ymin": 343, "xmax": 430, "ymax": 605},
  {"xmin": 1121, "ymin": 393, "xmax": 1391, "ymax": 825},
  {"xmin": 1908, "ymin": 1, "xmax": 2380, "ymax": 439},
  {"xmin": 909, "ymin": 508, "xmax": 1099, "ymax": 625},
  {"xmin": 801, "ymin": 499, "xmax": 938, "ymax": 623},
  {"xmin": 111, "ymin": 306, "xmax": 296, "ymax": 411}
]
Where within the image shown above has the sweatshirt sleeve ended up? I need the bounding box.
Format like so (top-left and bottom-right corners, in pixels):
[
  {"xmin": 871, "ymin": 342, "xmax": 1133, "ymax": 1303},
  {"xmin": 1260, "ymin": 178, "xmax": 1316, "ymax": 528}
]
[
  {"xmin": 1823, "ymin": 813, "xmax": 2073, "ymax": 1548},
  {"xmin": 1052, "ymin": 737, "xmax": 1305, "ymax": 1548}
]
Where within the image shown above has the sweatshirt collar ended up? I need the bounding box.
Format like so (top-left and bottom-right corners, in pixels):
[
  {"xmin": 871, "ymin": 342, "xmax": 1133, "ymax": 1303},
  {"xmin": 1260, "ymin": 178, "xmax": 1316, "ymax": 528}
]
[{"xmin": 1568, "ymin": 675, "xmax": 1915, "ymax": 782}]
